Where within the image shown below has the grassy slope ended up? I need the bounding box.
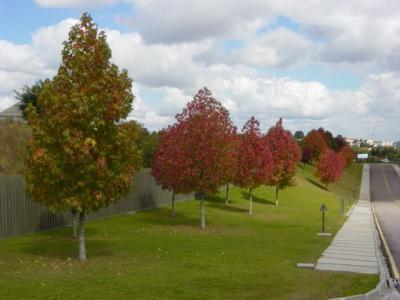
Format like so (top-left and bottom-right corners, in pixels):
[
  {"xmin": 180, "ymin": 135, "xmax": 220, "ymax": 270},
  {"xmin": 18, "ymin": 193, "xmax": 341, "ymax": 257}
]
[{"xmin": 0, "ymin": 163, "xmax": 377, "ymax": 300}]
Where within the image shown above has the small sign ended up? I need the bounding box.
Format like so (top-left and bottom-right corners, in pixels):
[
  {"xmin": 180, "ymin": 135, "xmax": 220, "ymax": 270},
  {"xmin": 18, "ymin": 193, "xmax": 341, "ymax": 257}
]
[
  {"xmin": 320, "ymin": 204, "xmax": 327, "ymax": 212},
  {"xmin": 357, "ymin": 153, "xmax": 368, "ymax": 159}
]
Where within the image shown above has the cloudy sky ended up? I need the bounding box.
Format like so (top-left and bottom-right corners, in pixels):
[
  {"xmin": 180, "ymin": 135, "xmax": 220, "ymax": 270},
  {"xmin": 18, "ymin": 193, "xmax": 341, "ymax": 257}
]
[{"xmin": 0, "ymin": 0, "xmax": 399, "ymax": 140}]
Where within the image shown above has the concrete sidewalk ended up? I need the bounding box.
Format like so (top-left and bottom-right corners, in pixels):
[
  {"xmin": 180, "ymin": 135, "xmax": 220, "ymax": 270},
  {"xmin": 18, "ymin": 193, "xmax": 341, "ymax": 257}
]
[{"xmin": 315, "ymin": 164, "xmax": 380, "ymax": 274}]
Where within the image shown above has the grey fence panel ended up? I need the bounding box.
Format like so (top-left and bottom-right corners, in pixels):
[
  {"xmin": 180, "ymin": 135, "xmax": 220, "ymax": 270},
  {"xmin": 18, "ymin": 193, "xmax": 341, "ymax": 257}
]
[{"xmin": 0, "ymin": 169, "xmax": 192, "ymax": 240}]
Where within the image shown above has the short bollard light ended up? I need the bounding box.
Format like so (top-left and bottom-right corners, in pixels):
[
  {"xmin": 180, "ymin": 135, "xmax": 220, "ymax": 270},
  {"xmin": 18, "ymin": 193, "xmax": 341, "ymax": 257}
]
[
  {"xmin": 318, "ymin": 204, "xmax": 331, "ymax": 236},
  {"xmin": 320, "ymin": 204, "xmax": 327, "ymax": 233}
]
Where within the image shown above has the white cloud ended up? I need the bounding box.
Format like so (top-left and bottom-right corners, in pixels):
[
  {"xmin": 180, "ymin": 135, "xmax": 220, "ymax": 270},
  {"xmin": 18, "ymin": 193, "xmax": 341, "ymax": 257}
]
[
  {"xmin": 232, "ymin": 28, "xmax": 311, "ymax": 68},
  {"xmin": 32, "ymin": 18, "xmax": 79, "ymax": 68},
  {"xmin": 106, "ymin": 29, "xmax": 212, "ymax": 88},
  {"xmin": 0, "ymin": 13, "xmax": 399, "ymax": 141},
  {"xmin": 0, "ymin": 41, "xmax": 46, "ymax": 74},
  {"xmin": 35, "ymin": 0, "xmax": 120, "ymax": 8},
  {"xmin": 118, "ymin": 0, "xmax": 274, "ymax": 43}
]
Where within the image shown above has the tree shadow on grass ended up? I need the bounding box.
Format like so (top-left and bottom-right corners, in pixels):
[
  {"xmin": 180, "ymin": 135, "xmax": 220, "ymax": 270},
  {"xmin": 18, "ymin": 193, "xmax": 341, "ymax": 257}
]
[
  {"xmin": 207, "ymin": 202, "xmax": 249, "ymax": 213},
  {"xmin": 306, "ymin": 178, "xmax": 328, "ymax": 190},
  {"xmin": 136, "ymin": 206, "xmax": 199, "ymax": 227},
  {"xmin": 21, "ymin": 237, "xmax": 114, "ymax": 259},
  {"xmin": 205, "ymin": 194, "xmax": 226, "ymax": 204},
  {"xmin": 34, "ymin": 224, "xmax": 101, "ymax": 238},
  {"xmin": 240, "ymin": 191, "xmax": 275, "ymax": 206}
]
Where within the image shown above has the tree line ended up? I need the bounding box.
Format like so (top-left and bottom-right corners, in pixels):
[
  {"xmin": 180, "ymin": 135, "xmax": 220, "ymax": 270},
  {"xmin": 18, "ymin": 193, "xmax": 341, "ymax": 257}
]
[{"xmin": 10, "ymin": 13, "xmax": 353, "ymax": 261}]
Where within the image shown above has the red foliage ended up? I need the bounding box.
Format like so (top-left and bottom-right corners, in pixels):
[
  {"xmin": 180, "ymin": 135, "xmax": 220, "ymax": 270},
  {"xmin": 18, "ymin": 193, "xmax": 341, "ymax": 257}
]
[
  {"xmin": 303, "ymin": 129, "xmax": 327, "ymax": 161},
  {"xmin": 151, "ymin": 124, "xmax": 192, "ymax": 194},
  {"xmin": 152, "ymin": 87, "xmax": 237, "ymax": 195},
  {"xmin": 301, "ymin": 147, "xmax": 312, "ymax": 164},
  {"xmin": 235, "ymin": 116, "xmax": 274, "ymax": 189},
  {"xmin": 316, "ymin": 148, "xmax": 345, "ymax": 188},
  {"xmin": 339, "ymin": 145, "xmax": 354, "ymax": 167},
  {"xmin": 265, "ymin": 118, "xmax": 301, "ymax": 190}
]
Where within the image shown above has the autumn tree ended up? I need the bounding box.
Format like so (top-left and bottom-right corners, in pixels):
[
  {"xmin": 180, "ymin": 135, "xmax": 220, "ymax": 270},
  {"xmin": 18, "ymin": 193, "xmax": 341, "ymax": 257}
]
[
  {"xmin": 222, "ymin": 133, "xmax": 238, "ymax": 205},
  {"xmin": 160, "ymin": 87, "xmax": 236, "ymax": 229},
  {"xmin": 303, "ymin": 129, "xmax": 327, "ymax": 162},
  {"xmin": 339, "ymin": 144, "xmax": 354, "ymax": 167},
  {"xmin": 265, "ymin": 118, "xmax": 301, "ymax": 206},
  {"xmin": 317, "ymin": 127, "xmax": 335, "ymax": 149},
  {"xmin": 301, "ymin": 147, "xmax": 312, "ymax": 166},
  {"xmin": 334, "ymin": 135, "xmax": 347, "ymax": 152},
  {"xmin": 316, "ymin": 148, "xmax": 344, "ymax": 189},
  {"xmin": 152, "ymin": 124, "xmax": 191, "ymax": 217},
  {"xmin": 25, "ymin": 13, "xmax": 140, "ymax": 261},
  {"xmin": 235, "ymin": 117, "xmax": 273, "ymax": 215}
]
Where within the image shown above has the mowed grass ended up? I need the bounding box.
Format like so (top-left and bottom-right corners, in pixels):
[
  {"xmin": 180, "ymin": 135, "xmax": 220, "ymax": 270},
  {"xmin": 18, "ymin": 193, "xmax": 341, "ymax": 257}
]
[{"xmin": 0, "ymin": 163, "xmax": 378, "ymax": 300}]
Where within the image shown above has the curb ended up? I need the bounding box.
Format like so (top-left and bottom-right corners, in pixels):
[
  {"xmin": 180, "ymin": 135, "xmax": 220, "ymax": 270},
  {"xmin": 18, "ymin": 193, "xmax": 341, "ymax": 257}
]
[{"xmin": 371, "ymin": 203, "xmax": 400, "ymax": 280}]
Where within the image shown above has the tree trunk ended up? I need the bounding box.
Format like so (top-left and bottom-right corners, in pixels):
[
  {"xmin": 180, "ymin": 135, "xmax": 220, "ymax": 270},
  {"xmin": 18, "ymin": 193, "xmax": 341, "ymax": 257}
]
[
  {"xmin": 225, "ymin": 184, "xmax": 230, "ymax": 205},
  {"xmin": 249, "ymin": 188, "xmax": 253, "ymax": 216},
  {"xmin": 275, "ymin": 186, "xmax": 279, "ymax": 207},
  {"xmin": 172, "ymin": 190, "xmax": 176, "ymax": 217},
  {"xmin": 72, "ymin": 210, "xmax": 78, "ymax": 238},
  {"xmin": 200, "ymin": 192, "xmax": 206, "ymax": 229},
  {"xmin": 78, "ymin": 212, "xmax": 86, "ymax": 262}
]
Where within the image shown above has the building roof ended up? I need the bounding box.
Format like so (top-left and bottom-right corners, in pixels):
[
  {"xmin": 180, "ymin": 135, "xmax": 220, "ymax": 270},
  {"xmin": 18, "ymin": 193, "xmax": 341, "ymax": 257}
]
[{"xmin": 0, "ymin": 102, "xmax": 23, "ymax": 118}]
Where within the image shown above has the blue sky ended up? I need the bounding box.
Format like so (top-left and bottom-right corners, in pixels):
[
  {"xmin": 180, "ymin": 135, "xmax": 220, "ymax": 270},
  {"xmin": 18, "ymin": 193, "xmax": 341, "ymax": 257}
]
[{"xmin": 0, "ymin": 0, "xmax": 399, "ymax": 140}]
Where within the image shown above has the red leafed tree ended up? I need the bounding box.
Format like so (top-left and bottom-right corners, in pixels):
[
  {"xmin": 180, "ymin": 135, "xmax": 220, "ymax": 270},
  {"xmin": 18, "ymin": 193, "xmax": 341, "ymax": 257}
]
[
  {"xmin": 153, "ymin": 87, "xmax": 236, "ymax": 229},
  {"xmin": 316, "ymin": 148, "xmax": 345, "ymax": 189},
  {"xmin": 235, "ymin": 116, "xmax": 274, "ymax": 216},
  {"xmin": 339, "ymin": 144, "xmax": 354, "ymax": 167},
  {"xmin": 222, "ymin": 134, "xmax": 239, "ymax": 205},
  {"xmin": 151, "ymin": 124, "xmax": 191, "ymax": 217},
  {"xmin": 303, "ymin": 129, "xmax": 327, "ymax": 162},
  {"xmin": 265, "ymin": 118, "xmax": 301, "ymax": 206}
]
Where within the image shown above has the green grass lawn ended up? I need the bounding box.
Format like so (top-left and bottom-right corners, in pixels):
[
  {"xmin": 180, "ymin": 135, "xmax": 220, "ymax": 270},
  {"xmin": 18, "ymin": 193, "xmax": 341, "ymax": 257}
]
[{"xmin": 0, "ymin": 163, "xmax": 378, "ymax": 300}]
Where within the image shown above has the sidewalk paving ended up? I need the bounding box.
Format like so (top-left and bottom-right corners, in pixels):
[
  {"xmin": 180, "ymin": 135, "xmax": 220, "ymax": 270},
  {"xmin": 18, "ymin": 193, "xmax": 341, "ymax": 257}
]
[{"xmin": 315, "ymin": 164, "xmax": 380, "ymax": 274}]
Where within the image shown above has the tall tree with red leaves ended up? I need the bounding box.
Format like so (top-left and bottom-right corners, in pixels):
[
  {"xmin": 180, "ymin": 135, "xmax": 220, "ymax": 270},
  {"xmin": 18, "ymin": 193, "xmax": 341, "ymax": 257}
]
[
  {"xmin": 151, "ymin": 124, "xmax": 191, "ymax": 217},
  {"xmin": 339, "ymin": 144, "xmax": 354, "ymax": 167},
  {"xmin": 316, "ymin": 148, "xmax": 345, "ymax": 189},
  {"xmin": 235, "ymin": 116, "xmax": 274, "ymax": 216},
  {"xmin": 153, "ymin": 87, "xmax": 236, "ymax": 229},
  {"xmin": 265, "ymin": 118, "xmax": 301, "ymax": 206},
  {"xmin": 303, "ymin": 129, "xmax": 327, "ymax": 162},
  {"xmin": 222, "ymin": 134, "xmax": 239, "ymax": 205}
]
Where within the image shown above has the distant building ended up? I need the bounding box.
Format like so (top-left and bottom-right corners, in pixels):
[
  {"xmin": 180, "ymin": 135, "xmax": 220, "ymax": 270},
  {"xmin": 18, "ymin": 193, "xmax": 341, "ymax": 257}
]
[
  {"xmin": 366, "ymin": 139, "xmax": 375, "ymax": 146},
  {"xmin": 345, "ymin": 137, "xmax": 361, "ymax": 147},
  {"xmin": 381, "ymin": 140, "xmax": 394, "ymax": 147},
  {"xmin": 0, "ymin": 102, "xmax": 23, "ymax": 121}
]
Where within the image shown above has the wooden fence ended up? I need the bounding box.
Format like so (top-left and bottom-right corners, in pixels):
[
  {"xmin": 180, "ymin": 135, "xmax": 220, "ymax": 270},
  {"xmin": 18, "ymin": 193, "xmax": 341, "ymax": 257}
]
[{"xmin": 0, "ymin": 169, "xmax": 192, "ymax": 240}]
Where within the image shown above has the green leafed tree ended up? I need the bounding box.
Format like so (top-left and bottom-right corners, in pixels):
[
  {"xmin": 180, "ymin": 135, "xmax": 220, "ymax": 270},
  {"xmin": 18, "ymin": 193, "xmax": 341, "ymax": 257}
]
[
  {"xmin": 15, "ymin": 80, "xmax": 46, "ymax": 119},
  {"xmin": 293, "ymin": 130, "xmax": 304, "ymax": 141},
  {"xmin": 25, "ymin": 13, "xmax": 140, "ymax": 261}
]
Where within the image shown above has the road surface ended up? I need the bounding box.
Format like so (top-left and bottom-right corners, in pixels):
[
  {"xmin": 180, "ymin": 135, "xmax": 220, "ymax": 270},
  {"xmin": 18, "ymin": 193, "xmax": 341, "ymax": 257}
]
[{"xmin": 370, "ymin": 163, "xmax": 400, "ymax": 276}]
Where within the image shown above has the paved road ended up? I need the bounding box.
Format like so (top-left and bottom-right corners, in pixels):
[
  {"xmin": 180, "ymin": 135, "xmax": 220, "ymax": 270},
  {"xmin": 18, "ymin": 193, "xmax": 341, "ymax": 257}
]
[{"xmin": 370, "ymin": 164, "xmax": 400, "ymax": 275}]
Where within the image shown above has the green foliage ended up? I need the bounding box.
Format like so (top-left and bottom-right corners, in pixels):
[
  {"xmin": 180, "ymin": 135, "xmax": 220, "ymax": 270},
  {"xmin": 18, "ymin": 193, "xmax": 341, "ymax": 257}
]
[
  {"xmin": 26, "ymin": 13, "xmax": 140, "ymax": 213},
  {"xmin": 294, "ymin": 130, "xmax": 304, "ymax": 140},
  {"xmin": 134, "ymin": 122, "xmax": 160, "ymax": 168},
  {"xmin": 370, "ymin": 146, "xmax": 400, "ymax": 161},
  {"xmin": 0, "ymin": 120, "xmax": 31, "ymax": 175},
  {"xmin": 14, "ymin": 80, "xmax": 46, "ymax": 119}
]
